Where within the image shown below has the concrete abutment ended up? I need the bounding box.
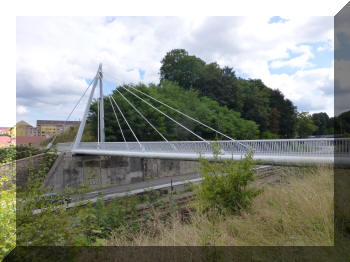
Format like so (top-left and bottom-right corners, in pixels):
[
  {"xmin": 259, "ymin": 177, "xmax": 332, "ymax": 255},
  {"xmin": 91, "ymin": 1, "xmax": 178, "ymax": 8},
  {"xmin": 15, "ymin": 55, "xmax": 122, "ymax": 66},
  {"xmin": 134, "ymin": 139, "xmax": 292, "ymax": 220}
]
[{"xmin": 44, "ymin": 153, "xmax": 200, "ymax": 192}]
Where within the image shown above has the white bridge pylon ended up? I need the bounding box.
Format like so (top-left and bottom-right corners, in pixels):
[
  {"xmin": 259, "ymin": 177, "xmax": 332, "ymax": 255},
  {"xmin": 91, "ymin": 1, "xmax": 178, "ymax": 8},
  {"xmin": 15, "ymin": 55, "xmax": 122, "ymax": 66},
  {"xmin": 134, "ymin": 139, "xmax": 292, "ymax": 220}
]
[{"xmin": 64, "ymin": 64, "xmax": 350, "ymax": 166}]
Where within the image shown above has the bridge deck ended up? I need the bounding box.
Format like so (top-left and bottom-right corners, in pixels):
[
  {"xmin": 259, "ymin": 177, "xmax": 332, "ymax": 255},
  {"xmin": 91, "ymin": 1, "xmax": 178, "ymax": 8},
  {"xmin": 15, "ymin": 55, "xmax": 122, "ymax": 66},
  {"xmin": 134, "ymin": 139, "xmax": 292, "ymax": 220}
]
[{"xmin": 56, "ymin": 139, "xmax": 350, "ymax": 165}]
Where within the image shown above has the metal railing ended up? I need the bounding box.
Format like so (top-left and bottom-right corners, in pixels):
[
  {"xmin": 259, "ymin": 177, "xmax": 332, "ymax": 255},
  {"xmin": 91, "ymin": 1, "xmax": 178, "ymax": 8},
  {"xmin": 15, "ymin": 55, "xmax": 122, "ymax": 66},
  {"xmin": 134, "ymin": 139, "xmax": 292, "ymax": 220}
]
[{"xmin": 57, "ymin": 138, "xmax": 350, "ymax": 156}]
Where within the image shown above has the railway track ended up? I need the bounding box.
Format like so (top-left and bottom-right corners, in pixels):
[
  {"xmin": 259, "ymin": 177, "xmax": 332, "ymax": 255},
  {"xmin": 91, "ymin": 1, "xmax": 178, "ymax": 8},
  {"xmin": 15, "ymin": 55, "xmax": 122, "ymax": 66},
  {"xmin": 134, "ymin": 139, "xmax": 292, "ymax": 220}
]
[
  {"xmin": 33, "ymin": 165, "xmax": 283, "ymax": 215},
  {"xmin": 127, "ymin": 165, "xmax": 284, "ymax": 220}
]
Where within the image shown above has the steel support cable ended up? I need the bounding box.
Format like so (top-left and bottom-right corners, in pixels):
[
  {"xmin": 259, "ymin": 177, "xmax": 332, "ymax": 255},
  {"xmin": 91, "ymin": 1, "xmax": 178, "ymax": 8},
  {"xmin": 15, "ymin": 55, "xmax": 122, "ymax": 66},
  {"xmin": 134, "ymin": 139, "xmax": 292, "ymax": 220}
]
[
  {"xmin": 125, "ymin": 85, "xmax": 251, "ymax": 152},
  {"xmin": 119, "ymin": 86, "xmax": 210, "ymax": 144},
  {"xmin": 47, "ymin": 77, "xmax": 96, "ymax": 149},
  {"xmin": 104, "ymin": 72, "xmax": 250, "ymax": 151},
  {"xmin": 67, "ymin": 78, "xmax": 96, "ymax": 122},
  {"xmin": 110, "ymin": 95, "xmax": 141, "ymax": 147},
  {"xmin": 114, "ymin": 88, "xmax": 169, "ymax": 142},
  {"xmin": 108, "ymin": 96, "xmax": 126, "ymax": 142}
]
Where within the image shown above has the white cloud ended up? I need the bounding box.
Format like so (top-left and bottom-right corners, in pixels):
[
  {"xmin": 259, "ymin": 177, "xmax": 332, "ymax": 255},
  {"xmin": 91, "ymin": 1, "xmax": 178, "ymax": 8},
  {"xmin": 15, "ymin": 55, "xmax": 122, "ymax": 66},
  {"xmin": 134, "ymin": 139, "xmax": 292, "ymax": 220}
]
[
  {"xmin": 16, "ymin": 16, "xmax": 334, "ymax": 126},
  {"xmin": 16, "ymin": 105, "xmax": 28, "ymax": 114},
  {"xmin": 263, "ymin": 66, "xmax": 334, "ymax": 115},
  {"xmin": 269, "ymin": 45, "xmax": 315, "ymax": 69}
]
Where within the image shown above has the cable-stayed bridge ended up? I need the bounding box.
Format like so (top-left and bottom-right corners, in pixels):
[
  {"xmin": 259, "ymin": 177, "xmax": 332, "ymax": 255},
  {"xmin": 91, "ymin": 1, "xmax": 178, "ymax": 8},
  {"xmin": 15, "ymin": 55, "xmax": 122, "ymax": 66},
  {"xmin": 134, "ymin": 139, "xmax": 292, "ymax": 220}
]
[{"xmin": 56, "ymin": 64, "xmax": 350, "ymax": 166}]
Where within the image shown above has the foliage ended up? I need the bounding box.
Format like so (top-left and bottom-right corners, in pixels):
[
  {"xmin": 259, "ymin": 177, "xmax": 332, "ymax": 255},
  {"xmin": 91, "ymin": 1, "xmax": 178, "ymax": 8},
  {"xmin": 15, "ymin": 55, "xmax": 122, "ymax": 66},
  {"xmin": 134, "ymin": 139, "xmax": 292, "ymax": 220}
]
[
  {"xmin": 0, "ymin": 146, "xmax": 16, "ymax": 165},
  {"xmin": 15, "ymin": 145, "xmax": 43, "ymax": 160},
  {"xmin": 268, "ymin": 107, "xmax": 281, "ymax": 135},
  {"xmin": 88, "ymin": 81, "xmax": 259, "ymax": 141},
  {"xmin": 312, "ymin": 112, "xmax": 333, "ymax": 135},
  {"xmin": 160, "ymin": 49, "xmax": 205, "ymax": 90},
  {"xmin": 0, "ymin": 133, "xmax": 10, "ymax": 137},
  {"xmin": 160, "ymin": 49, "xmax": 298, "ymax": 138},
  {"xmin": 260, "ymin": 131, "xmax": 279, "ymax": 139},
  {"xmin": 268, "ymin": 89, "xmax": 297, "ymax": 138},
  {"xmin": 0, "ymin": 145, "xmax": 44, "ymax": 164},
  {"xmin": 296, "ymin": 112, "xmax": 318, "ymax": 138},
  {"xmin": 78, "ymin": 194, "xmax": 141, "ymax": 244},
  {"xmin": 40, "ymin": 124, "xmax": 95, "ymax": 147},
  {"xmin": 15, "ymin": 152, "xmax": 78, "ymax": 246},
  {"xmin": 334, "ymin": 110, "xmax": 350, "ymax": 136},
  {"xmin": 193, "ymin": 144, "xmax": 262, "ymax": 214},
  {"xmin": 14, "ymin": 153, "xmax": 166, "ymax": 248},
  {"xmin": 107, "ymin": 167, "xmax": 335, "ymax": 249},
  {"xmin": 0, "ymin": 147, "xmax": 16, "ymax": 260}
]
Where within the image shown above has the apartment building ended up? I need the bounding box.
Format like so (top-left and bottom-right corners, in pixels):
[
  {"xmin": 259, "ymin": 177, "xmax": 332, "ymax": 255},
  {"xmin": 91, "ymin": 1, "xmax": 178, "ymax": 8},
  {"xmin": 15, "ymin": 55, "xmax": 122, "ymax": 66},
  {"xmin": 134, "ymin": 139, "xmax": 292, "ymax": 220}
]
[
  {"xmin": 11, "ymin": 121, "xmax": 40, "ymax": 137},
  {"xmin": 36, "ymin": 120, "xmax": 80, "ymax": 136}
]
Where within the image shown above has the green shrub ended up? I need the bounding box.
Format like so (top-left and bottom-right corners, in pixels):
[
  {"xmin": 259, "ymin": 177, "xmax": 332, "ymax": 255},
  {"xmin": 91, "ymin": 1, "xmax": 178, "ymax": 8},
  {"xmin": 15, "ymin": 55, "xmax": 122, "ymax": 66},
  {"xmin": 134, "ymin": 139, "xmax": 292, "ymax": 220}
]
[
  {"xmin": 15, "ymin": 151, "xmax": 83, "ymax": 246},
  {"xmin": 0, "ymin": 146, "xmax": 16, "ymax": 164},
  {"xmin": 15, "ymin": 145, "xmax": 43, "ymax": 160},
  {"xmin": 0, "ymin": 145, "xmax": 16, "ymax": 260},
  {"xmin": 194, "ymin": 144, "xmax": 262, "ymax": 214},
  {"xmin": 0, "ymin": 145, "xmax": 45, "ymax": 164},
  {"xmin": 0, "ymin": 169, "xmax": 16, "ymax": 259},
  {"xmin": 260, "ymin": 131, "xmax": 279, "ymax": 139}
]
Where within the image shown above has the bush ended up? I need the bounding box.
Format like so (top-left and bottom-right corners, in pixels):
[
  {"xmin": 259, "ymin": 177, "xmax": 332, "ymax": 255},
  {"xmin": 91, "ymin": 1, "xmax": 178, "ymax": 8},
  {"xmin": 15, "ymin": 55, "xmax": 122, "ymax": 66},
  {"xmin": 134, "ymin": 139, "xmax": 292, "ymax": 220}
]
[
  {"xmin": 0, "ymin": 168, "xmax": 16, "ymax": 260},
  {"xmin": 0, "ymin": 145, "xmax": 16, "ymax": 260},
  {"xmin": 261, "ymin": 131, "xmax": 279, "ymax": 139},
  {"xmin": 194, "ymin": 144, "xmax": 262, "ymax": 214},
  {"xmin": 15, "ymin": 152, "xmax": 81, "ymax": 246},
  {"xmin": 0, "ymin": 145, "xmax": 44, "ymax": 164},
  {"xmin": 0, "ymin": 146, "xmax": 16, "ymax": 164}
]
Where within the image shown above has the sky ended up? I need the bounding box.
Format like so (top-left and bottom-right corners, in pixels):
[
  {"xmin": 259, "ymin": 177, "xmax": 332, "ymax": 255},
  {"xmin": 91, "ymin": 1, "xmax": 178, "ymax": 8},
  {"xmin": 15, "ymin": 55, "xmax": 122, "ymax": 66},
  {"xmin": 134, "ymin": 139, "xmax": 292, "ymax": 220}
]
[
  {"xmin": 1, "ymin": 0, "xmax": 345, "ymax": 128},
  {"xmin": 15, "ymin": 16, "xmax": 335, "ymax": 126}
]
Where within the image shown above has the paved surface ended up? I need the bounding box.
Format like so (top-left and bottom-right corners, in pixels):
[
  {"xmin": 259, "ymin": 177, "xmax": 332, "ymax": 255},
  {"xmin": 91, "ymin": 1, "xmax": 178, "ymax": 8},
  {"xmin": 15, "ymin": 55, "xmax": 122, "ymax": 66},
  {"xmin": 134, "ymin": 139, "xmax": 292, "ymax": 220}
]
[
  {"xmin": 71, "ymin": 165, "xmax": 280, "ymax": 203},
  {"xmin": 32, "ymin": 165, "xmax": 282, "ymax": 214},
  {"xmin": 78, "ymin": 172, "xmax": 201, "ymax": 202}
]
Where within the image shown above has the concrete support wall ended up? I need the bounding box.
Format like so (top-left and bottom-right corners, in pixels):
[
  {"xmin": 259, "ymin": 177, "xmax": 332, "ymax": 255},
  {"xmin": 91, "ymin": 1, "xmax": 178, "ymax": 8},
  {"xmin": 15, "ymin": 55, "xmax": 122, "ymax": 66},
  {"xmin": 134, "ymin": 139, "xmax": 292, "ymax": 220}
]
[
  {"xmin": 44, "ymin": 153, "xmax": 200, "ymax": 191},
  {"xmin": 0, "ymin": 153, "xmax": 52, "ymax": 187}
]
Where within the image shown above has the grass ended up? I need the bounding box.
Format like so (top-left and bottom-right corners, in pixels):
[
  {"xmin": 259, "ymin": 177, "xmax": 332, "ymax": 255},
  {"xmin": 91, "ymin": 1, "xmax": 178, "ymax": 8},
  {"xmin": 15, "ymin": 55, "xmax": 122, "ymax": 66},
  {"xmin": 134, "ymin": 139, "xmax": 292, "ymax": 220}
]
[
  {"xmin": 40, "ymin": 124, "xmax": 95, "ymax": 147},
  {"xmin": 107, "ymin": 167, "xmax": 334, "ymax": 246}
]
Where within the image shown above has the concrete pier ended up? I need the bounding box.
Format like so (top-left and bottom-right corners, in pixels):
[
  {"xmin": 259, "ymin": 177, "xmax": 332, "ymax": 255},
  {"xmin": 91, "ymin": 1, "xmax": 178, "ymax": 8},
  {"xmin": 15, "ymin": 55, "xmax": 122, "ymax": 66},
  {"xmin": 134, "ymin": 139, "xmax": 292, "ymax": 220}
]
[{"xmin": 44, "ymin": 153, "xmax": 200, "ymax": 191}]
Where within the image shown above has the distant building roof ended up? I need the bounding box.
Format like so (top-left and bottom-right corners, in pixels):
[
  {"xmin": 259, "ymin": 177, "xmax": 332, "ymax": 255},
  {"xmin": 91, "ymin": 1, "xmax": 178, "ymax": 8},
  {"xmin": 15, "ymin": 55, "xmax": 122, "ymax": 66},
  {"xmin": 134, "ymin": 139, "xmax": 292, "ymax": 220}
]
[
  {"xmin": 37, "ymin": 120, "xmax": 80, "ymax": 126},
  {"xmin": 16, "ymin": 136, "xmax": 46, "ymax": 145},
  {"xmin": 0, "ymin": 128, "xmax": 10, "ymax": 133},
  {"xmin": 15, "ymin": 120, "xmax": 32, "ymax": 128},
  {"xmin": 0, "ymin": 136, "xmax": 12, "ymax": 147}
]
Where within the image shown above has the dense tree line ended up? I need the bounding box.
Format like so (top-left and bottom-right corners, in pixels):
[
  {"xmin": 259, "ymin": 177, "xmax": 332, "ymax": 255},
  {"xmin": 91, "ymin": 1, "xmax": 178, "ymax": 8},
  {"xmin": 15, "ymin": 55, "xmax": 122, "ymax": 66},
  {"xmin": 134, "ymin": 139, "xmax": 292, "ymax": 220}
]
[
  {"xmin": 295, "ymin": 111, "xmax": 350, "ymax": 138},
  {"xmin": 86, "ymin": 48, "xmax": 348, "ymax": 141},
  {"xmin": 160, "ymin": 49, "xmax": 298, "ymax": 138},
  {"xmin": 87, "ymin": 81, "xmax": 259, "ymax": 141},
  {"xmin": 334, "ymin": 110, "xmax": 350, "ymax": 136},
  {"xmin": 160, "ymin": 49, "xmax": 350, "ymax": 138}
]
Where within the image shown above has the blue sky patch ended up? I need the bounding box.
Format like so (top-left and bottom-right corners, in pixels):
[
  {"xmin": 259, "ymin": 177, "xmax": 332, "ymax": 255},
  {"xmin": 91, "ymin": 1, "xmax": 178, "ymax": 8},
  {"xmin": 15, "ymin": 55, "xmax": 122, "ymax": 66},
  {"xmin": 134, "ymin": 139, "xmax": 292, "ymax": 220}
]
[
  {"xmin": 268, "ymin": 16, "xmax": 288, "ymax": 24},
  {"xmin": 269, "ymin": 42, "xmax": 333, "ymax": 75},
  {"xmin": 138, "ymin": 69, "xmax": 145, "ymax": 80},
  {"xmin": 84, "ymin": 78, "xmax": 116, "ymax": 96},
  {"xmin": 105, "ymin": 17, "xmax": 117, "ymax": 24}
]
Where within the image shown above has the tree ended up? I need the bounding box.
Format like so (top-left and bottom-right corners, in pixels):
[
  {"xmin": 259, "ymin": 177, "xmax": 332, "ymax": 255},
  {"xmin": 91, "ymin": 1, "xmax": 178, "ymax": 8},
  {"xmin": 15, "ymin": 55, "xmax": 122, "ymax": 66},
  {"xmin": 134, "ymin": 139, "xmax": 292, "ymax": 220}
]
[
  {"xmin": 160, "ymin": 49, "xmax": 205, "ymax": 89},
  {"xmin": 159, "ymin": 49, "xmax": 299, "ymax": 138},
  {"xmin": 312, "ymin": 112, "xmax": 331, "ymax": 135},
  {"xmin": 240, "ymin": 79, "xmax": 271, "ymax": 133},
  {"xmin": 334, "ymin": 110, "xmax": 350, "ymax": 136},
  {"xmin": 279, "ymin": 99, "xmax": 298, "ymax": 138},
  {"xmin": 296, "ymin": 112, "xmax": 318, "ymax": 138},
  {"xmin": 87, "ymin": 81, "xmax": 260, "ymax": 142},
  {"xmin": 193, "ymin": 64, "xmax": 243, "ymax": 112},
  {"xmin": 269, "ymin": 89, "xmax": 297, "ymax": 138},
  {"xmin": 269, "ymin": 107, "xmax": 280, "ymax": 135}
]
